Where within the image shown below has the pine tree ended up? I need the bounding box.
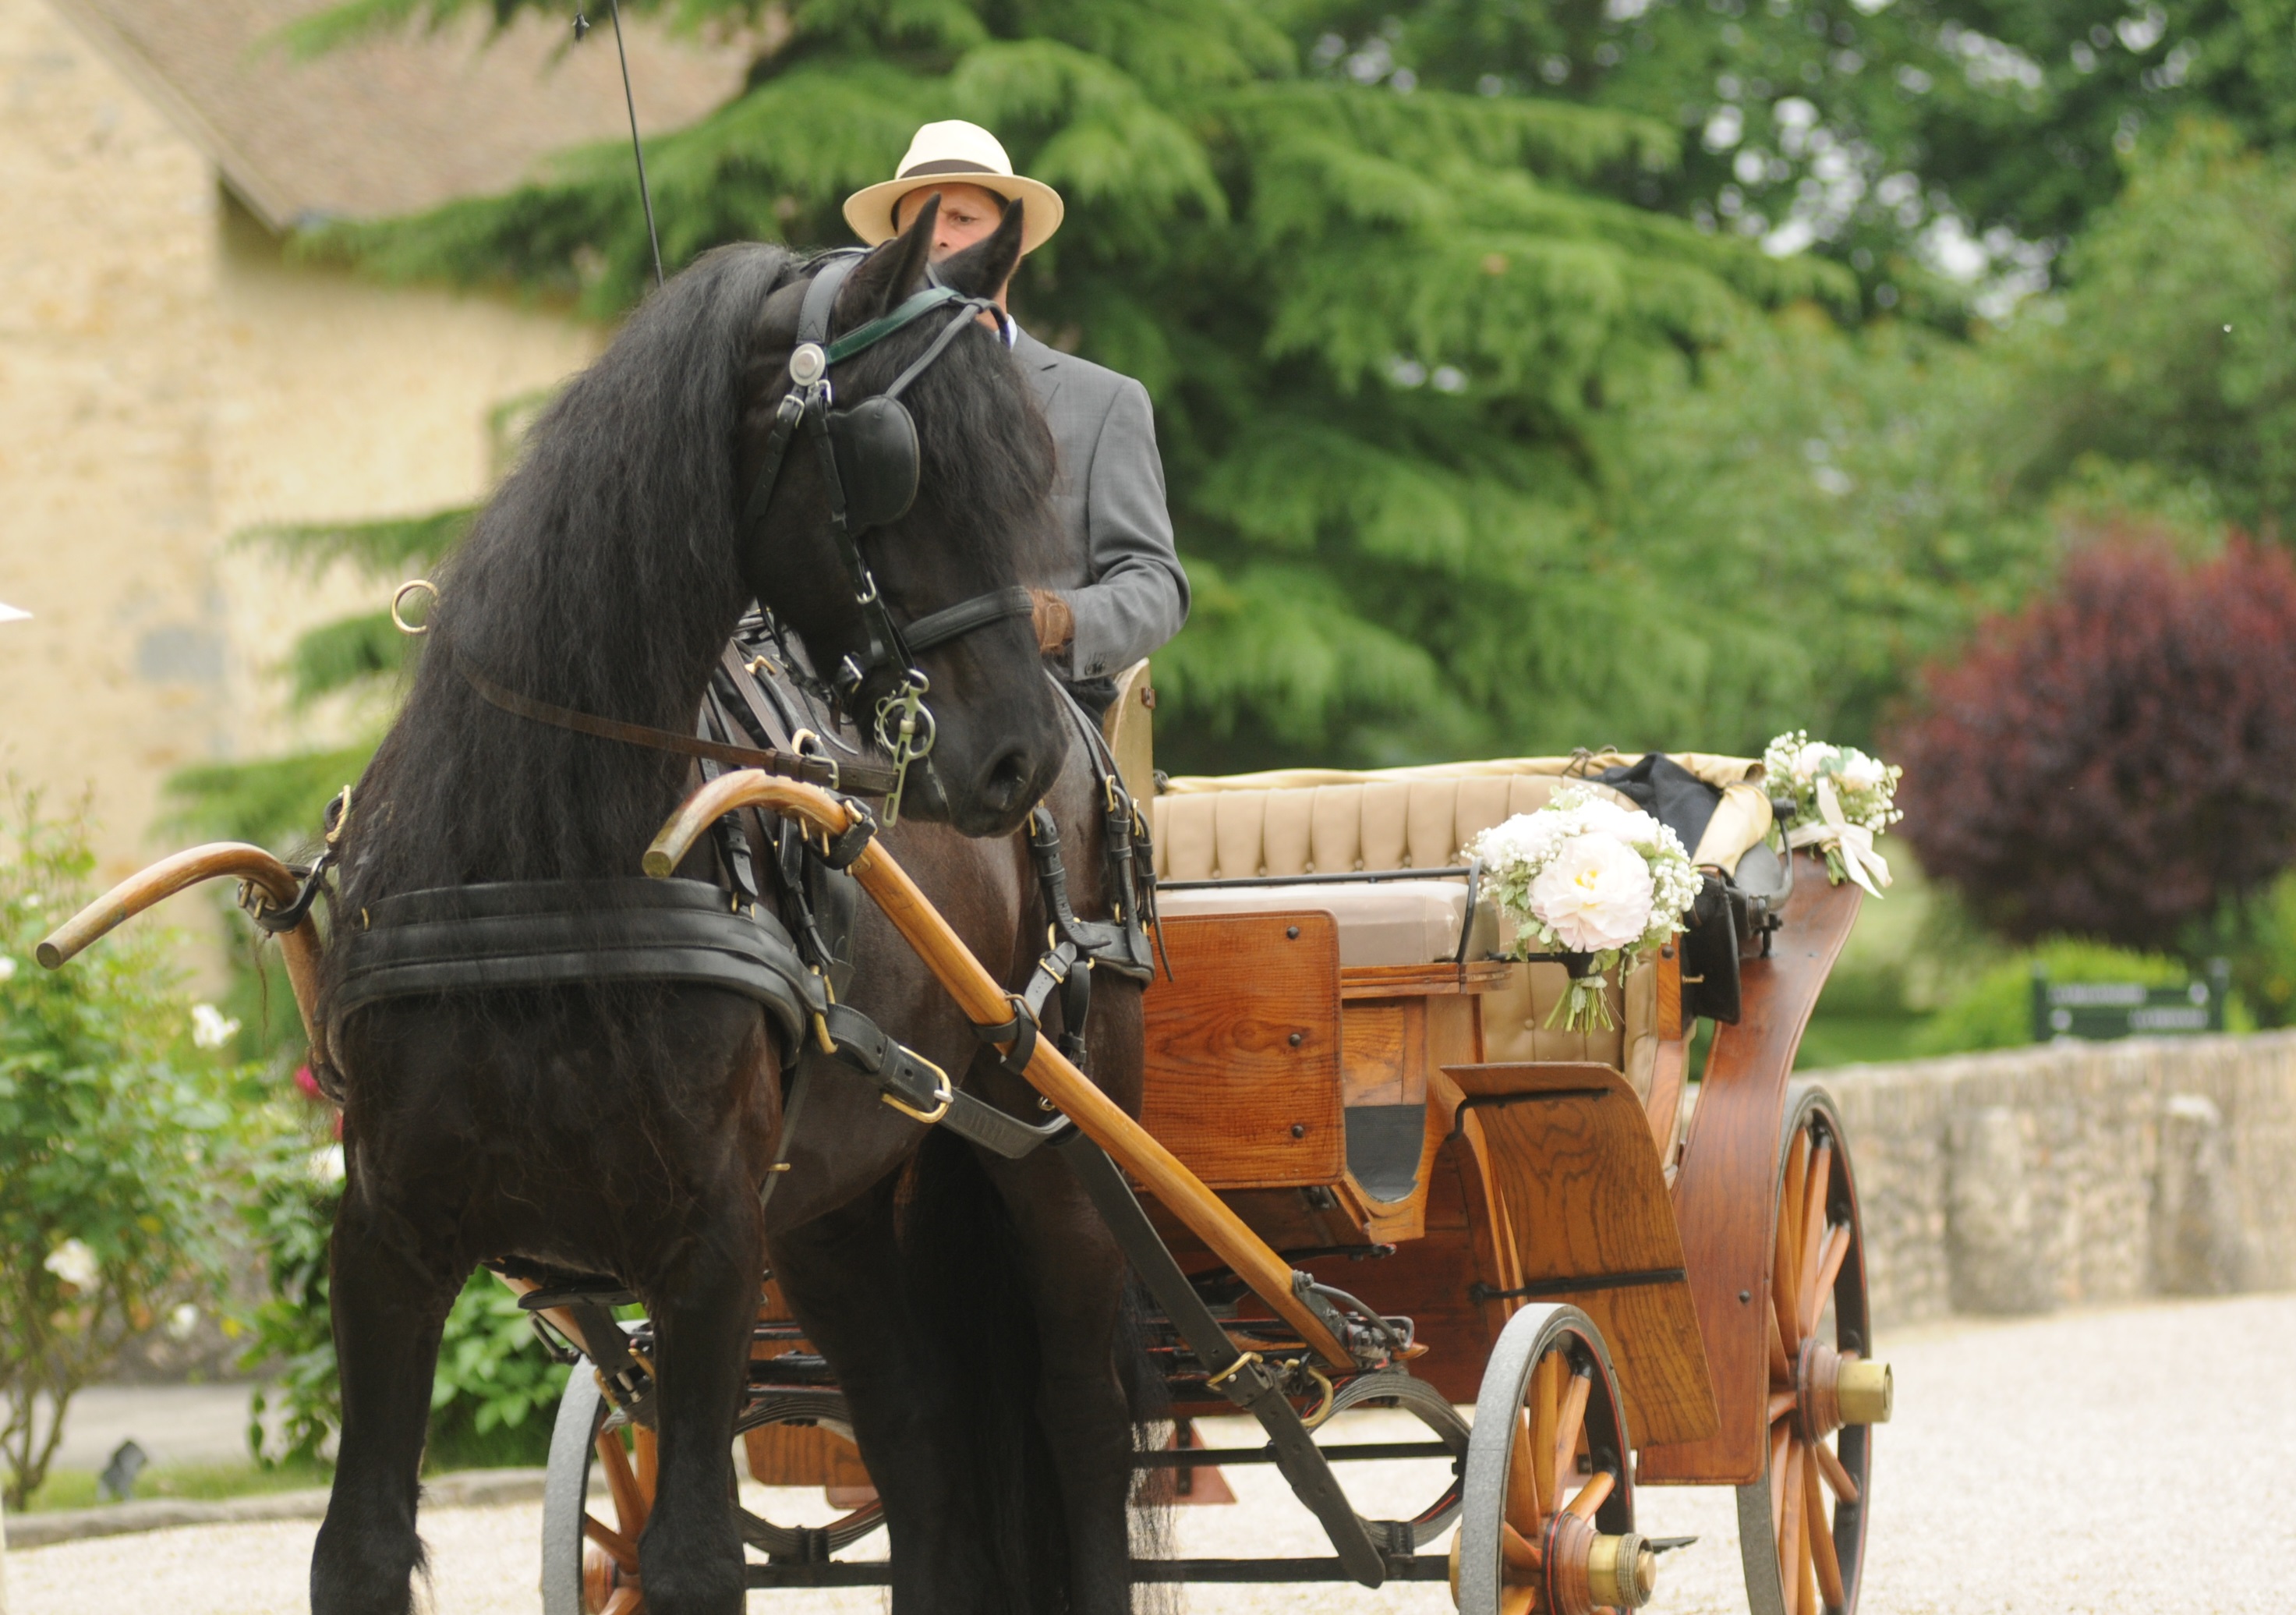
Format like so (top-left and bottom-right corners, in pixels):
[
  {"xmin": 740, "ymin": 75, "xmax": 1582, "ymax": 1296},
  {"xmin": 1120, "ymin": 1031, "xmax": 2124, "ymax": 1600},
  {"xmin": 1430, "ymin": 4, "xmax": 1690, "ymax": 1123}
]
[{"xmin": 295, "ymin": 0, "xmax": 1852, "ymax": 772}]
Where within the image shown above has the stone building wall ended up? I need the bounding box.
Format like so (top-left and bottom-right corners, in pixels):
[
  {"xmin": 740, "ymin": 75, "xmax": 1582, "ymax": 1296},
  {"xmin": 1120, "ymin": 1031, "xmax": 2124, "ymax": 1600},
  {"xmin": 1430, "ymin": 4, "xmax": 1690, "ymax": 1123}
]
[
  {"xmin": 0, "ymin": 0, "xmax": 602, "ymax": 901},
  {"xmin": 1811, "ymin": 1032, "xmax": 2296, "ymax": 1330}
]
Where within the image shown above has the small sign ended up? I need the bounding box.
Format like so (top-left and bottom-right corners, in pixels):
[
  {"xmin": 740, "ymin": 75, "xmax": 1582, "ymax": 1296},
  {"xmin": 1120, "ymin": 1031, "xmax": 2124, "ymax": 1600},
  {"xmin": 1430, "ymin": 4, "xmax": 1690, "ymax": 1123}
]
[{"xmin": 2031, "ymin": 961, "xmax": 2229, "ymax": 1042}]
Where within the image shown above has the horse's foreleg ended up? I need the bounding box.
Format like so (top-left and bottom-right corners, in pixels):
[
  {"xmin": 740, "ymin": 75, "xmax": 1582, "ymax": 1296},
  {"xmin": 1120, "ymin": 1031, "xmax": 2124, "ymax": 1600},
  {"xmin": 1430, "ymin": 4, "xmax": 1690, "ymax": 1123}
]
[
  {"xmin": 310, "ymin": 1193, "xmax": 460, "ymax": 1615},
  {"xmin": 773, "ymin": 1176, "xmax": 985, "ymax": 1613},
  {"xmin": 632, "ymin": 1209, "xmax": 758, "ymax": 1615},
  {"xmin": 983, "ymin": 1146, "xmax": 1140, "ymax": 1615}
]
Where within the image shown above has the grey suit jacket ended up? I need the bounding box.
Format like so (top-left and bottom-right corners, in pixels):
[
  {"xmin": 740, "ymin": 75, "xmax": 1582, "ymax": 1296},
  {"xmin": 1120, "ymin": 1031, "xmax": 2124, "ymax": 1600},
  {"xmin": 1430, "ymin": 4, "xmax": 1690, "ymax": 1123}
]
[{"xmin": 1012, "ymin": 328, "xmax": 1190, "ymax": 681}]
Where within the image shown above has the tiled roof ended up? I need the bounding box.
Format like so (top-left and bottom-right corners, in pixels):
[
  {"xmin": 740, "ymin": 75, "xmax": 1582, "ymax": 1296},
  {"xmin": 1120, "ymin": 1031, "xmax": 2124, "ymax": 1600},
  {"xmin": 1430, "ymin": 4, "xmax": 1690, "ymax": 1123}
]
[{"xmin": 48, "ymin": 0, "xmax": 759, "ymax": 229}]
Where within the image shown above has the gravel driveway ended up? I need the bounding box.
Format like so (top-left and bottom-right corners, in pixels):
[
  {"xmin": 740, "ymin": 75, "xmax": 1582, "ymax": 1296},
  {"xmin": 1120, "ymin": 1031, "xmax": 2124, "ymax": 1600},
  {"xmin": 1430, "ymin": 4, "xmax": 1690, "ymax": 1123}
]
[{"xmin": 9, "ymin": 1291, "xmax": 2290, "ymax": 1613}]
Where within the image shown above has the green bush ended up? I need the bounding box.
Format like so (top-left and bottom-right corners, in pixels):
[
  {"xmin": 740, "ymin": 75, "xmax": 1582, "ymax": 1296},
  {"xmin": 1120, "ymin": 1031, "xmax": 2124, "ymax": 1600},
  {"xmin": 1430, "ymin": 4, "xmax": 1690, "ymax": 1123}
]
[
  {"xmin": 239, "ymin": 1147, "xmax": 569, "ymax": 1471},
  {"xmin": 0, "ymin": 789, "xmax": 271, "ymax": 1510},
  {"xmin": 1911, "ymin": 939, "xmax": 2222, "ymax": 1057}
]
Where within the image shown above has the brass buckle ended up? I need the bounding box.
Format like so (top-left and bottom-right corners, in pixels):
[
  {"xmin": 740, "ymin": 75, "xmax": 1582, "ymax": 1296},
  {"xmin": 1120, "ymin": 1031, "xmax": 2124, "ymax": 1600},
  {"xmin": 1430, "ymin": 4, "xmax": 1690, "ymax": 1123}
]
[{"xmin": 879, "ymin": 1054, "xmax": 953, "ymax": 1125}]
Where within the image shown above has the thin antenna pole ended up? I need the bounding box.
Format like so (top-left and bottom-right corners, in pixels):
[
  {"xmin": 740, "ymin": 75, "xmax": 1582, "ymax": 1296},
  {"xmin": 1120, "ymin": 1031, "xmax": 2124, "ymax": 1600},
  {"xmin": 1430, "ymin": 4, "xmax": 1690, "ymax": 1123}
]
[{"xmin": 604, "ymin": 0, "xmax": 664, "ymax": 288}]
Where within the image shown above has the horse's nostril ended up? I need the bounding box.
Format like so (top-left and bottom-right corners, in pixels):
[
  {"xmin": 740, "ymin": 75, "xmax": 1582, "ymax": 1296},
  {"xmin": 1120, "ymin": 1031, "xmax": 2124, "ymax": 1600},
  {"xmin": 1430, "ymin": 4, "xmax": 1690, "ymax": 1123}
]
[{"xmin": 985, "ymin": 750, "xmax": 1032, "ymax": 807}]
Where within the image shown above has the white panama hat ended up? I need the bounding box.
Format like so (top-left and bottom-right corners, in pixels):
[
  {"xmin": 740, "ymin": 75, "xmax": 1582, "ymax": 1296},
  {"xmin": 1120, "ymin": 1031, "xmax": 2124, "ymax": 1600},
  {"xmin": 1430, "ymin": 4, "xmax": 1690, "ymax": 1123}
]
[{"xmin": 843, "ymin": 121, "xmax": 1064, "ymax": 254}]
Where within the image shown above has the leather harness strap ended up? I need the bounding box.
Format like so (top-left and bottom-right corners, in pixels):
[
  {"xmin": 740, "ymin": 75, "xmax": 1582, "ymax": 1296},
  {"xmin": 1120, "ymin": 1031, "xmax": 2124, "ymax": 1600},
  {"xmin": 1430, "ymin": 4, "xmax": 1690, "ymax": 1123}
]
[
  {"xmin": 331, "ymin": 877, "xmax": 817, "ymax": 1051},
  {"xmin": 457, "ymin": 651, "xmax": 900, "ymax": 797},
  {"xmin": 902, "ymin": 585, "xmax": 1034, "ymax": 654}
]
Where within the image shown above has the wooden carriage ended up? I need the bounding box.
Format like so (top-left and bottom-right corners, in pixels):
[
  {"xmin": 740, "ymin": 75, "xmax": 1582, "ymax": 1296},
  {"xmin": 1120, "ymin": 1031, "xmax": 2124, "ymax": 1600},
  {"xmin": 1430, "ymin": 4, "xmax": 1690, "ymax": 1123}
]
[
  {"xmin": 728, "ymin": 712, "xmax": 1892, "ymax": 1613},
  {"xmin": 1132, "ymin": 749, "xmax": 1887, "ymax": 1611}
]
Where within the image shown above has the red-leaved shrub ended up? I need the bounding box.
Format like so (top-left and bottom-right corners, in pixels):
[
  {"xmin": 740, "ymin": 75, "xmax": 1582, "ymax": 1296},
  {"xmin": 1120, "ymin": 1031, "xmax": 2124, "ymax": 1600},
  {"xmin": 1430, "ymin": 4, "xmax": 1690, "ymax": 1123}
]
[{"xmin": 1891, "ymin": 537, "xmax": 2296, "ymax": 947}]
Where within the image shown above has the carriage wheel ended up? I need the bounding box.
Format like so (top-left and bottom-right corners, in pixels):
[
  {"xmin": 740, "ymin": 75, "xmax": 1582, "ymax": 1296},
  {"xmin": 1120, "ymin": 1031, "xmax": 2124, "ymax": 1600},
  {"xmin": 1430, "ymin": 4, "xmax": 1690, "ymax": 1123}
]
[
  {"xmin": 1735, "ymin": 1083, "xmax": 1894, "ymax": 1615},
  {"xmin": 540, "ymin": 1366, "xmax": 887, "ymax": 1615},
  {"xmin": 1453, "ymin": 1304, "xmax": 1657, "ymax": 1615}
]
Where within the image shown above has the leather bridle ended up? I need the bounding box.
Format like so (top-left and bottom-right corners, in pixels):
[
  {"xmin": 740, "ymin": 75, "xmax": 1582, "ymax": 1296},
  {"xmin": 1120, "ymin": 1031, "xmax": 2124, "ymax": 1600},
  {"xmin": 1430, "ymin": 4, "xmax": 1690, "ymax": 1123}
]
[{"xmin": 738, "ymin": 250, "xmax": 1035, "ymax": 822}]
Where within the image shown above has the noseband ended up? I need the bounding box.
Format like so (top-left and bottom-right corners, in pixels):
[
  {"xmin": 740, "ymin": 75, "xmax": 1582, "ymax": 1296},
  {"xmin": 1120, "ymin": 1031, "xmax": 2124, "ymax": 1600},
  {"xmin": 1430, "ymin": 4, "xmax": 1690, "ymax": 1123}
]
[{"xmin": 739, "ymin": 251, "xmax": 1035, "ymax": 822}]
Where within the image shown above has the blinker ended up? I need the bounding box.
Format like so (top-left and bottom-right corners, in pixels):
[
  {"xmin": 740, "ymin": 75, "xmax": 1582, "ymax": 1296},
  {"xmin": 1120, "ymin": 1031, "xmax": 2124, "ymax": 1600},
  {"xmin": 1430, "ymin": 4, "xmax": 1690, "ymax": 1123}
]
[{"xmin": 829, "ymin": 395, "xmax": 922, "ymax": 533}]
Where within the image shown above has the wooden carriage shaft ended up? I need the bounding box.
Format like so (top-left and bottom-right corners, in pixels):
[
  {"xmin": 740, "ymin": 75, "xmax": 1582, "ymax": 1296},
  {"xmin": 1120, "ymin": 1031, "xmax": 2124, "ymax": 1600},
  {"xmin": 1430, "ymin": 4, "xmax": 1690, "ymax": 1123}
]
[
  {"xmin": 649, "ymin": 773, "xmax": 1359, "ymax": 1371},
  {"xmin": 35, "ymin": 841, "xmax": 327, "ymax": 1055}
]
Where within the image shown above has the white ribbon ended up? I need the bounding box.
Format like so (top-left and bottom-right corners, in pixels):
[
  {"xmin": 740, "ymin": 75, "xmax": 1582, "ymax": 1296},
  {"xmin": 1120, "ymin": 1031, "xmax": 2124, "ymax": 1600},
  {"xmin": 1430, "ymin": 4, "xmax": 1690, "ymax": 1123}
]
[{"xmin": 1785, "ymin": 776, "xmax": 1892, "ymax": 896}]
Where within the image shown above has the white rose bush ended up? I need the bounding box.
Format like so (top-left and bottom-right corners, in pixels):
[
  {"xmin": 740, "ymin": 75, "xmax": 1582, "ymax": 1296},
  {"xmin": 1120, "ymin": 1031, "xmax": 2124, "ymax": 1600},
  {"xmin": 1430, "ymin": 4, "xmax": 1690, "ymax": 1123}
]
[
  {"xmin": 1470, "ymin": 787, "xmax": 1702, "ymax": 1030},
  {"xmin": 1761, "ymin": 731, "xmax": 1902, "ymax": 895}
]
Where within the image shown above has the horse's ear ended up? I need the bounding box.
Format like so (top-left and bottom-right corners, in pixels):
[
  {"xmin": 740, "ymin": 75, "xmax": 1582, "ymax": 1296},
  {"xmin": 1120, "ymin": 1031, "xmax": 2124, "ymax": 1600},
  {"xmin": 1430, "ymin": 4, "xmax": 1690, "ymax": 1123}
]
[
  {"xmin": 936, "ymin": 198, "xmax": 1026, "ymax": 301},
  {"xmin": 839, "ymin": 194, "xmax": 938, "ymax": 325}
]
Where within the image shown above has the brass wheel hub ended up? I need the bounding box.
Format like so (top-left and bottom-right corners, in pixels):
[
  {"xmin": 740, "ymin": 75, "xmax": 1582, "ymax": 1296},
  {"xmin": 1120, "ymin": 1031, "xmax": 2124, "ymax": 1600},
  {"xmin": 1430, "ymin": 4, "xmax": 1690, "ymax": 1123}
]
[
  {"xmin": 1795, "ymin": 1337, "xmax": 1894, "ymax": 1443},
  {"xmin": 1542, "ymin": 1511, "xmax": 1659, "ymax": 1613}
]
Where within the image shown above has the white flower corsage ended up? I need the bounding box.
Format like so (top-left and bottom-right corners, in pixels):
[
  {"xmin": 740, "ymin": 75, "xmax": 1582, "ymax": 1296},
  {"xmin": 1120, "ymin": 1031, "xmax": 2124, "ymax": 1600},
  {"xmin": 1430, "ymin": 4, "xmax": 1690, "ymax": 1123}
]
[
  {"xmin": 1470, "ymin": 786, "xmax": 1702, "ymax": 1031},
  {"xmin": 1761, "ymin": 731, "xmax": 1901, "ymax": 894}
]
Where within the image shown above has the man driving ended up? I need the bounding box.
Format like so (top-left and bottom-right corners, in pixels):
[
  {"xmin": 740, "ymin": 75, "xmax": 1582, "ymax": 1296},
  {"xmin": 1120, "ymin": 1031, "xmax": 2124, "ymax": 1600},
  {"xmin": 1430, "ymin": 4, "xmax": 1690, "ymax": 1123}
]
[{"xmin": 844, "ymin": 121, "xmax": 1189, "ymax": 715}]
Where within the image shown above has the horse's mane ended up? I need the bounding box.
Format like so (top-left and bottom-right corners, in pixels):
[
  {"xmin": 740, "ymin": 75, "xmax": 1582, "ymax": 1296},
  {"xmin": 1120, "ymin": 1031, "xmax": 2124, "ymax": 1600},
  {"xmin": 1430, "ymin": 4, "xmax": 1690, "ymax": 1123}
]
[{"xmin": 338, "ymin": 236, "xmax": 1061, "ymax": 917}]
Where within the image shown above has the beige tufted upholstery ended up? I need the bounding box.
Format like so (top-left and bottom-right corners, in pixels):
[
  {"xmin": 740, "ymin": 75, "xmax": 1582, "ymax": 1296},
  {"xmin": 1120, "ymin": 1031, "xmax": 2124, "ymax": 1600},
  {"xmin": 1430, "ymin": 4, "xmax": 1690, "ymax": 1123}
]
[
  {"xmin": 1155, "ymin": 881, "xmax": 1477, "ymax": 968},
  {"xmin": 1149, "ymin": 763, "xmax": 1678, "ymax": 1080}
]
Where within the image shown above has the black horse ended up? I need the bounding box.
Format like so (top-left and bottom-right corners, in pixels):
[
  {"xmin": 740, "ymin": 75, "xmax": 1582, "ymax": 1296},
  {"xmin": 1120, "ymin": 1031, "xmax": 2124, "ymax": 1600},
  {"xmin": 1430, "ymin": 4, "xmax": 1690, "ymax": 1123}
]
[
  {"xmin": 761, "ymin": 732, "xmax": 1155, "ymax": 1615},
  {"xmin": 313, "ymin": 201, "xmax": 1100, "ymax": 1615}
]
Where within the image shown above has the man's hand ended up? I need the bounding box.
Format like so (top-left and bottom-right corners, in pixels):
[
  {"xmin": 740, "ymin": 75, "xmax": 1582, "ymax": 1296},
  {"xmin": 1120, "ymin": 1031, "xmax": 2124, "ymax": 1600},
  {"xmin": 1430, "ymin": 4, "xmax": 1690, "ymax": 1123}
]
[{"xmin": 1029, "ymin": 589, "xmax": 1075, "ymax": 657}]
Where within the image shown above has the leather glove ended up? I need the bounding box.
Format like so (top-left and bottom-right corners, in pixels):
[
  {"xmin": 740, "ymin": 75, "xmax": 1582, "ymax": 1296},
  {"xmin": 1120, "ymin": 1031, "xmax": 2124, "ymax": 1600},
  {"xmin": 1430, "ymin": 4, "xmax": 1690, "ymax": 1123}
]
[{"xmin": 1029, "ymin": 589, "xmax": 1074, "ymax": 657}]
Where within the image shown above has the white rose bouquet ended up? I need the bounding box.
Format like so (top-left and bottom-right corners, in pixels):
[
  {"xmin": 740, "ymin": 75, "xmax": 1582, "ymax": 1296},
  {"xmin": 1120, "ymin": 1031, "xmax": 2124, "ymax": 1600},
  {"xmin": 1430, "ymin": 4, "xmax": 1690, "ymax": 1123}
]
[
  {"xmin": 1469, "ymin": 786, "xmax": 1703, "ymax": 1031},
  {"xmin": 1761, "ymin": 731, "xmax": 1901, "ymax": 895}
]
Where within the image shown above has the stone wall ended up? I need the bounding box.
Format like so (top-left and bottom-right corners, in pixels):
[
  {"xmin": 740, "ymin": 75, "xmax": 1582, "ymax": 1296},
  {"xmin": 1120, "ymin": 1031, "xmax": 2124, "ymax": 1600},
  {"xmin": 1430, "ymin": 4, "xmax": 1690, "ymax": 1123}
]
[{"xmin": 1812, "ymin": 1032, "xmax": 2296, "ymax": 1329}]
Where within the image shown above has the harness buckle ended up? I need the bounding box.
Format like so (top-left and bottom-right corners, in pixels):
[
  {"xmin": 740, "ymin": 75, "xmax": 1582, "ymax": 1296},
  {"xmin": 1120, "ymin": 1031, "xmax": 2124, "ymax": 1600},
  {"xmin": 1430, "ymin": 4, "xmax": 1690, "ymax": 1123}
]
[{"xmin": 879, "ymin": 1057, "xmax": 953, "ymax": 1126}]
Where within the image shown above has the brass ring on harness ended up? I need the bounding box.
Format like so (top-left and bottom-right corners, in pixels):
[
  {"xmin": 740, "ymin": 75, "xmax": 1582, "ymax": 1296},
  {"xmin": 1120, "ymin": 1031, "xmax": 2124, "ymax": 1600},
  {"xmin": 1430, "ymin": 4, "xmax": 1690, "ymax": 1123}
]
[
  {"xmin": 790, "ymin": 728, "xmax": 839, "ymax": 792},
  {"xmin": 1297, "ymin": 1365, "xmax": 1338, "ymax": 1429},
  {"xmin": 390, "ymin": 579, "xmax": 438, "ymax": 635},
  {"xmin": 1204, "ymin": 1350, "xmax": 1261, "ymax": 1391}
]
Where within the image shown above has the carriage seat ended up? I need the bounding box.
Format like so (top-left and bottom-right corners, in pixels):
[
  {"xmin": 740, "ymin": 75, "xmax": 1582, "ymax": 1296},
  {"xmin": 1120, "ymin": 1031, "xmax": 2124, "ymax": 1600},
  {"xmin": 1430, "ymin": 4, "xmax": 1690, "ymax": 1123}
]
[
  {"xmin": 1152, "ymin": 880, "xmax": 1487, "ymax": 967},
  {"xmin": 1147, "ymin": 754, "xmax": 1753, "ymax": 1081}
]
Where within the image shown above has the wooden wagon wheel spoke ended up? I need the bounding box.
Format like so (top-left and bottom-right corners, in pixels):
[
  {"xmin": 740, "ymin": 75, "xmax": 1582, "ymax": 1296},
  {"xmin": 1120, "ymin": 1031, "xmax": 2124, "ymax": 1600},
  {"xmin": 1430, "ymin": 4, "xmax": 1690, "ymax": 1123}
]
[
  {"xmin": 1552, "ymin": 1368, "xmax": 1592, "ymax": 1503},
  {"xmin": 1771, "ymin": 1168, "xmax": 1803, "ymax": 1362},
  {"xmin": 1801, "ymin": 1222, "xmax": 1851, "ymax": 1340},
  {"xmin": 1769, "ymin": 1422, "xmax": 1792, "ymax": 1546},
  {"xmin": 1769, "ymin": 1306, "xmax": 1794, "ymax": 1386},
  {"xmin": 1565, "ymin": 1468, "xmax": 1615, "ymax": 1521},
  {"xmin": 1804, "ymin": 1438, "xmax": 1847, "ymax": 1608},
  {"xmin": 1512, "ymin": 1407, "xmax": 1545, "ymax": 1526},
  {"xmin": 597, "ymin": 1586, "xmax": 645, "ymax": 1615},
  {"xmin": 582, "ymin": 1514, "xmax": 639, "ymax": 1574},
  {"xmin": 1528, "ymin": 1355, "xmax": 1558, "ymax": 1520},
  {"xmin": 1812, "ymin": 1436, "xmax": 1859, "ymax": 1504},
  {"xmin": 1777, "ymin": 1441, "xmax": 1806, "ymax": 1609},
  {"xmin": 595, "ymin": 1426, "xmax": 651, "ymax": 1540},
  {"xmin": 1799, "ymin": 1142, "xmax": 1832, "ymax": 1304}
]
